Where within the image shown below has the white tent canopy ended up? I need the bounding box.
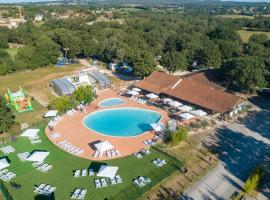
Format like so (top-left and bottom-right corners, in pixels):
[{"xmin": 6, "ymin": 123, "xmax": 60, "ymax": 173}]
[
  {"xmin": 132, "ymin": 88, "xmax": 141, "ymax": 92},
  {"xmin": 44, "ymin": 110, "xmax": 58, "ymax": 118},
  {"xmin": 21, "ymin": 129, "xmax": 40, "ymax": 138},
  {"xmin": 97, "ymin": 165, "xmax": 119, "ymax": 178},
  {"xmin": 151, "ymin": 123, "xmax": 164, "ymax": 132},
  {"xmin": 127, "ymin": 90, "xmax": 139, "ymax": 96},
  {"xmin": 192, "ymin": 109, "xmax": 207, "ymax": 117},
  {"xmin": 178, "ymin": 105, "xmax": 193, "ymax": 112},
  {"xmin": 179, "ymin": 113, "xmax": 195, "ymax": 120},
  {"xmin": 168, "ymin": 101, "xmax": 182, "ymax": 108},
  {"xmin": 145, "ymin": 93, "xmax": 158, "ymax": 99},
  {"xmin": 0, "ymin": 158, "xmax": 10, "ymax": 170},
  {"xmin": 27, "ymin": 151, "xmax": 49, "ymax": 162},
  {"xmin": 163, "ymin": 98, "xmax": 173, "ymax": 104},
  {"xmin": 94, "ymin": 141, "xmax": 113, "ymax": 153}
]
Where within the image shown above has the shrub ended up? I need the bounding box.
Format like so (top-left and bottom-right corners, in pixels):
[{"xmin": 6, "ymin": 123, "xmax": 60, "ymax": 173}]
[
  {"xmin": 244, "ymin": 166, "xmax": 265, "ymax": 194},
  {"xmin": 49, "ymin": 96, "xmax": 77, "ymax": 113},
  {"xmin": 169, "ymin": 127, "xmax": 188, "ymax": 146},
  {"xmin": 73, "ymin": 85, "xmax": 95, "ymax": 104}
]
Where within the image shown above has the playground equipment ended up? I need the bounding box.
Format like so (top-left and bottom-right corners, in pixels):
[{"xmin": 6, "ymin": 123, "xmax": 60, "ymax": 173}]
[{"xmin": 5, "ymin": 87, "xmax": 33, "ymax": 113}]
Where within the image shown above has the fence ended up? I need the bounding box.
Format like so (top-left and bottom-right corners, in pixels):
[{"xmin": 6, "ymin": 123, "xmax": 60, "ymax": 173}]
[
  {"xmin": 110, "ymin": 147, "xmax": 184, "ymax": 200},
  {"xmin": 0, "ymin": 181, "xmax": 14, "ymax": 200}
]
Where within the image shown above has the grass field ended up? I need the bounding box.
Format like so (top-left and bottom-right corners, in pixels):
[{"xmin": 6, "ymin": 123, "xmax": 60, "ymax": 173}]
[
  {"xmin": 0, "ymin": 65, "xmax": 83, "ymax": 106},
  {"xmin": 1, "ymin": 127, "xmax": 183, "ymax": 200},
  {"xmin": 238, "ymin": 30, "xmax": 270, "ymax": 43},
  {"xmin": 3, "ymin": 48, "xmax": 18, "ymax": 60}
]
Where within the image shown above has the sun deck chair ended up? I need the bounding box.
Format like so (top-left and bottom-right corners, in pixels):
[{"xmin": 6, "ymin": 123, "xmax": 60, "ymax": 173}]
[
  {"xmin": 81, "ymin": 169, "xmax": 87, "ymax": 177},
  {"xmin": 100, "ymin": 178, "xmax": 107, "ymax": 187},
  {"xmin": 110, "ymin": 177, "xmax": 116, "ymax": 185},
  {"xmin": 93, "ymin": 151, "xmax": 99, "ymax": 158},
  {"xmin": 94, "ymin": 179, "xmax": 101, "ymax": 188},
  {"xmin": 74, "ymin": 170, "xmax": 80, "ymax": 178},
  {"xmin": 111, "ymin": 150, "xmax": 116, "ymax": 157},
  {"xmin": 115, "ymin": 175, "xmax": 122, "ymax": 183},
  {"xmin": 107, "ymin": 151, "xmax": 112, "ymax": 157},
  {"xmin": 89, "ymin": 169, "xmax": 94, "ymax": 176}
]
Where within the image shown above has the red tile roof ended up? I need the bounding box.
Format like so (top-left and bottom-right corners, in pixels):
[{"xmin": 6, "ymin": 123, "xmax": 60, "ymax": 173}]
[{"xmin": 135, "ymin": 71, "xmax": 242, "ymax": 113}]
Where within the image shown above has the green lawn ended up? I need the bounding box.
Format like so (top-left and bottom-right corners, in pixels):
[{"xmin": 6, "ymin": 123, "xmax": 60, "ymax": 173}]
[
  {"xmin": 3, "ymin": 48, "xmax": 18, "ymax": 61},
  {"xmin": 238, "ymin": 30, "xmax": 270, "ymax": 43},
  {"xmin": 1, "ymin": 126, "xmax": 182, "ymax": 200}
]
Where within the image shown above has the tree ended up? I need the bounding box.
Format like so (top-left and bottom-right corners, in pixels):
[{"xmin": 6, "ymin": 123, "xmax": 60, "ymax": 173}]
[
  {"xmin": 0, "ymin": 33, "xmax": 9, "ymax": 48},
  {"xmin": 208, "ymin": 27, "xmax": 241, "ymax": 43},
  {"xmin": 49, "ymin": 96, "xmax": 77, "ymax": 113},
  {"xmin": 72, "ymin": 86, "xmax": 94, "ymax": 104},
  {"xmin": 196, "ymin": 41, "xmax": 221, "ymax": 68},
  {"xmin": 160, "ymin": 51, "xmax": 187, "ymax": 74},
  {"xmin": 249, "ymin": 34, "xmax": 269, "ymax": 45},
  {"xmin": 222, "ymin": 56, "xmax": 268, "ymax": 93},
  {"xmin": 0, "ymin": 96, "xmax": 15, "ymax": 134},
  {"xmin": 130, "ymin": 50, "xmax": 156, "ymax": 77},
  {"xmin": 244, "ymin": 166, "xmax": 265, "ymax": 194},
  {"xmin": 0, "ymin": 50, "xmax": 15, "ymax": 75},
  {"xmin": 217, "ymin": 40, "xmax": 241, "ymax": 59}
]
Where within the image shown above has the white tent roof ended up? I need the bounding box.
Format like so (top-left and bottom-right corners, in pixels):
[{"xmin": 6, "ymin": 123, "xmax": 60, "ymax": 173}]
[
  {"xmin": 44, "ymin": 110, "xmax": 58, "ymax": 118},
  {"xmin": 145, "ymin": 93, "xmax": 158, "ymax": 99},
  {"xmin": 0, "ymin": 158, "xmax": 10, "ymax": 170},
  {"xmin": 179, "ymin": 113, "xmax": 195, "ymax": 120},
  {"xmin": 163, "ymin": 98, "xmax": 173, "ymax": 103},
  {"xmin": 27, "ymin": 151, "xmax": 49, "ymax": 162},
  {"xmin": 178, "ymin": 105, "xmax": 193, "ymax": 112},
  {"xmin": 21, "ymin": 129, "xmax": 40, "ymax": 138},
  {"xmin": 192, "ymin": 109, "xmax": 207, "ymax": 117},
  {"xmin": 94, "ymin": 141, "xmax": 113, "ymax": 153},
  {"xmin": 127, "ymin": 90, "xmax": 139, "ymax": 96},
  {"xmin": 151, "ymin": 123, "xmax": 164, "ymax": 132},
  {"xmin": 168, "ymin": 101, "xmax": 182, "ymax": 108},
  {"xmin": 97, "ymin": 165, "xmax": 119, "ymax": 178},
  {"xmin": 132, "ymin": 88, "xmax": 141, "ymax": 92}
]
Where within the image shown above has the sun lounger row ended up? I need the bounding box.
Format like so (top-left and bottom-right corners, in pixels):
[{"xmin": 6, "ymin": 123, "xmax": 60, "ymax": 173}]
[
  {"xmin": 134, "ymin": 149, "xmax": 151, "ymax": 159},
  {"xmin": 130, "ymin": 97, "xmax": 147, "ymax": 104},
  {"xmin": 33, "ymin": 162, "xmax": 53, "ymax": 173},
  {"xmin": 50, "ymin": 132, "xmax": 61, "ymax": 139},
  {"xmin": 92, "ymin": 149, "xmax": 121, "ymax": 158},
  {"xmin": 57, "ymin": 140, "xmax": 84, "ymax": 156},
  {"xmin": 34, "ymin": 184, "xmax": 56, "ymax": 196},
  {"xmin": 133, "ymin": 176, "xmax": 151, "ymax": 188},
  {"xmin": 153, "ymin": 158, "xmax": 167, "ymax": 167},
  {"xmin": 48, "ymin": 116, "xmax": 63, "ymax": 127},
  {"xmin": 0, "ymin": 169, "xmax": 16, "ymax": 182},
  {"xmin": 66, "ymin": 109, "xmax": 79, "ymax": 116},
  {"xmin": 73, "ymin": 169, "xmax": 94, "ymax": 178},
  {"xmin": 94, "ymin": 175, "xmax": 122, "ymax": 188},
  {"xmin": 143, "ymin": 139, "xmax": 156, "ymax": 146},
  {"xmin": 71, "ymin": 188, "xmax": 87, "ymax": 199},
  {"xmin": 17, "ymin": 152, "xmax": 30, "ymax": 162},
  {"xmin": 0, "ymin": 146, "xmax": 15, "ymax": 155},
  {"xmin": 30, "ymin": 139, "xmax": 41, "ymax": 144}
]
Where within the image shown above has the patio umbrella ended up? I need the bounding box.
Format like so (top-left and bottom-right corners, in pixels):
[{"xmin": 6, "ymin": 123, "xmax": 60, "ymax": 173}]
[
  {"xmin": 21, "ymin": 129, "xmax": 40, "ymax": 138},
  {"xmin": 145, "ymin": 93, "xmax": 159, "ymax": 99},
  {"xmin": 44, "ymin": 110, "xmax": 58, "ymax": 118},
  {"xmin": 168, "ymin": 101, "xmax": 182, "ymax": 108},
  {"xmin": 94, "ymin": 141, "xmax": 113, "ymax": 153},
  {"xmin": 162, "ymin": 98, "xmax": 173, "ymax": 104},
  {"xmin": 27, "ymin": 151, "xmax": 49, "ymax": 162},
  {"xmin": 150, "ymin": 123, "xmax": 164, "ymax": 132},
  {"xmin": 97, "ymin": 165, "xmax": 119, "ymax": 178},
  {"xmin": 191, "ymin": 110, "xmax": 207, "ymax": 117},
  {"xmin": 177, "ymin": 105, "xmax": 192, "ymax": 112},
  {"xmin": 179, "ymin": 113, "xmax": 195, "ymax": 120},
  {"xmin": 132, "ymin": 88, "xmax": 141, "ymax": 92},
  {"xmin": 127, "ymin": 90, "xmax": 139, "ymax": 96},
  {"xmin": 0, "ymin": 158, "xmax": 9, "ymax": 170}
]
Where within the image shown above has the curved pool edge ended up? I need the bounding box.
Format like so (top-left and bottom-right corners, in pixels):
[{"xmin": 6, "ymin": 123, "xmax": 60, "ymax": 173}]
[
  {"xmin": 98, "ymin": 97, "xmax": 127, "ymax": 107},
  {"xmin": 82, "ymin": 107, "xmax": 163, "ymax": 138}
]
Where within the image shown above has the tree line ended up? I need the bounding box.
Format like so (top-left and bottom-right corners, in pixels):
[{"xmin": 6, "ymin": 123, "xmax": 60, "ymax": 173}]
[{"xmin": 0, "ymin": 11, "xmax": 269, "ymax": 93}]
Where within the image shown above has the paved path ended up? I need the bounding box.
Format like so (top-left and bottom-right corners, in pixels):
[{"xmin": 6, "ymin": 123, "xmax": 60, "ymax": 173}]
[{"xmin": 181, "ymin": 98, "xmax": 270, "ymax": 200}]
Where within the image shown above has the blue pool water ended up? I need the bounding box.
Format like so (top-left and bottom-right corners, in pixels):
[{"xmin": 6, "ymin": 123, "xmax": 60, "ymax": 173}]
[
  {"xmin": 99, "ymin": 98, "xmax": 127, "ymax": 107},
  {"xmin": 83, "ymin": 108, "xmax": 162, "ymax": 137}
]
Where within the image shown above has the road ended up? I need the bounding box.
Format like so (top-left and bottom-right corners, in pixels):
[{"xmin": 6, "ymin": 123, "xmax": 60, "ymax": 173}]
[{"xmin": 181, "ymin": 97, "xmax": 270, "ymax": 200}]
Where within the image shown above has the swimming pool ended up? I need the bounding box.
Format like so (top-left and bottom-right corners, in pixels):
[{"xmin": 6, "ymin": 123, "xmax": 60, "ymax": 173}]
[
  {"xmin": 83, "ymin": 108, "xmax": 162, "ymax": 137},
  {"xmin": 99, "ymin": 98, "xmax": 127, "ymax": 107}
]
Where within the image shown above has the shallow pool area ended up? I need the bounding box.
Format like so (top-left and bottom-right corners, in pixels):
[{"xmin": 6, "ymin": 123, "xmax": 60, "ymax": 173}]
[
  {"xmin": 83, "ymin": 108, "xmax": 162, "ymax": 137},
  {"xmin": 99, "ymin": 98, "xmax": 127, "ymax": 107}
]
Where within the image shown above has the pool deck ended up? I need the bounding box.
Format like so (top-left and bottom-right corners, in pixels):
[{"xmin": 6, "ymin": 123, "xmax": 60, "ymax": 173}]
[{"xmin": 45, "ymin": 90, "xmax": 169, "ymax": 161}]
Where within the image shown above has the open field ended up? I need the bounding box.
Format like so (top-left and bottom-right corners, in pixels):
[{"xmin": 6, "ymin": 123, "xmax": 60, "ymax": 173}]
[
  {"xmin": 3, "ymin": 48, "xmax": 18, "ymax": 60},
  {"xmin": 216, "ymin": 15, "xmax": 254, "ymax": 19},
  {"xmin": 1, "ymin": 126, "xmax": 183, "ymax": 200},
  {"xmin": 0, "ymin": 65, "xmax": 84, "ymax": 106},
  {"xmin": 237, "ymin": 30, "xmax": 270, "ymax": 43}
]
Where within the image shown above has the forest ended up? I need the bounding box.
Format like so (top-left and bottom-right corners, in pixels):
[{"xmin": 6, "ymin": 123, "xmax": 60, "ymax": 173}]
[{"xmin": 0, "ymin": 5, "xmax": 269, "ymax": 93}]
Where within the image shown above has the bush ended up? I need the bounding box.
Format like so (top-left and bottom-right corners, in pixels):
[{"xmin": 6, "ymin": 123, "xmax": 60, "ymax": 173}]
[
  {"xmin": 165, "ymin": 127, "xmax": 188, "ymax": 147},
  {"xmin": 244, "ymin": 166, "xmax": 265, "ymax": 194},
  {"xmin": 73, "ymin": 85, "xmax": 95, "ymax": 104},
  {"xmin": 8, "ymin": 122, "xmax": 21, "ymax": 135},
  {"xmin": 49, "ymin": 96, "xmax": 77, "ymax": 113}
]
